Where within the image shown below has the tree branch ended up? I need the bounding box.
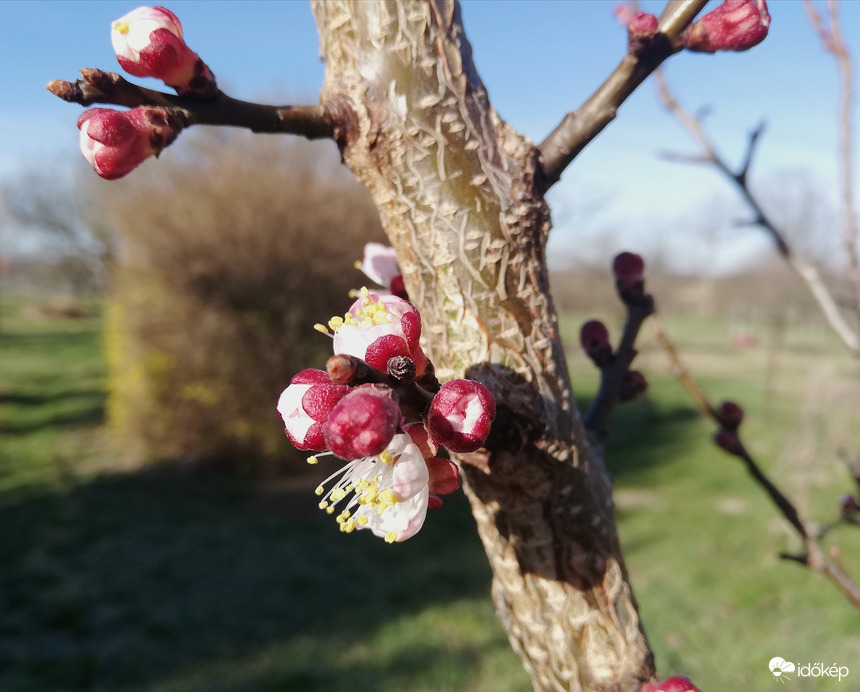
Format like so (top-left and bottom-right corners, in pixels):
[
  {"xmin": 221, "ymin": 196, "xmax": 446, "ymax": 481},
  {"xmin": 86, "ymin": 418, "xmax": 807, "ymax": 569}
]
[
  {"xmin": 652, "ymin": 315, "xmax": 860, "ymax": 609},
  {"xmin": 47, "ymin": 69, "xmax": 336, "ymax": 140},
  {"xmin": 537, "ymin": 0, "xmax": 708, "ymax": 190},
  {"xmin": 655, "ymin": 70, "xmax": 860, "ymax": 357},
  {"xmin": 804, "ymin": 0, "xmax": 860, "ymax": 324}
]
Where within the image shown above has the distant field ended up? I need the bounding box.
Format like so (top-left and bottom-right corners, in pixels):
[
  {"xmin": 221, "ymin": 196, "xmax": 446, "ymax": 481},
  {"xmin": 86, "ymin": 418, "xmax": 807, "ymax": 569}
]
[{"xmin": 1, "ymin": 300, "xmax": 858, "ymax": 691}]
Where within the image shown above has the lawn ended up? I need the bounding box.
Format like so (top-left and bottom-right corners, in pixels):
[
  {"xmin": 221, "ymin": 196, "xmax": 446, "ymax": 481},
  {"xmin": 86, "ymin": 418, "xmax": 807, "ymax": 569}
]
[{"xmin": 1, "ymin": 301, "xmax": 858, "ymax": 691}]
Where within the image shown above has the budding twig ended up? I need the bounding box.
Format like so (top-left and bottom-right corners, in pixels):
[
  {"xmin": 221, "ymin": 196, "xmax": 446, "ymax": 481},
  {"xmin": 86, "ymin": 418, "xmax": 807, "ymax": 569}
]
[
  {"xmin": 652, "ymin": 316, "xmax": 860, "ymax": 609},
  {"xmin": 655, "ymin": 70, "xmax": 860, "ymax": 358},
  {"xmin": 537, "ymin": 0, "xmax": 709, "ymax": 190},
  {"xmin": 804, "ymin": 0, "xmax": 860, "ymax": 327},
  {"xmin": 47, "ymin": 69, "xmax": 336, "ymax": 140}
]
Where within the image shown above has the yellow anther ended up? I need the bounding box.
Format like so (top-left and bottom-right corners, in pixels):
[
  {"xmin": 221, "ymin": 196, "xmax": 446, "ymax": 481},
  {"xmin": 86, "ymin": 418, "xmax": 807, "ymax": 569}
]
[
  {"xmin": 378, "ymin": 488, "xmax": 397, "ymax": 507},
  {"xmin": 357, "ymin": 515, "xmax": 369, "ymax": 526},
  {"xmin": 385, "ymin": 531, "xmax": 398, "ymax": 543},
  {"xmin": 112, "ymin": 19, "xmax": 131, "ymax": 35},
  {"xmin": 313, "ymin": 323, "xmax": 330, "ymax": 335},
  {"xmin": 307, "ymin": 456, "xmax": 318, "ymax": 465},
  {"xmin": 341, "ymin": 510, "xmax": 351, "ymax": 519},
  {"xmin": 315, "ymin": 486, "xmax": 324, "ymax": 496},
  {"xmin": 331, "ymin": 488, "xmax": 346, "ymax": 502},
  {"xmin": 318, "ymin": 501, "xmax": 329, "ymax": 510},
  {"xmin": 353, "ymin": 259, "xmax": 362, "ymax": 270},
  {"xmin": 379, "ymin": 450, "xmax": 394, "ymax": 465},
  {"xmin": 348, "ymin": 289, "xmax": 358, "ymax": 299},
  {"xmin": 360, "ymin": 287, "xmax": 370, "ymax": 298},
  {"xmin": 346, "ymin": 484, "xmax": 354, "ymax": 492},
  {"xmin": 326, "ymin": 506, "xmax": 335, "ymax": 514},
  {"xmin": 344, "ymin": 518, "xmax": 356, "ymax": 533}
]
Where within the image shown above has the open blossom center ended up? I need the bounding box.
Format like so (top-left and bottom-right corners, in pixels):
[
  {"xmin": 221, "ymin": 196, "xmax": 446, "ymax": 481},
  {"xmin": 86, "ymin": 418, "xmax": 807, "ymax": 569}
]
[
  {"xmin": 314, "ymin": 433, "xmax": 429, "ymax": 543},
  {"xmin": 328, "ymin": 287, "xmax": 392, "ymax": 331}
]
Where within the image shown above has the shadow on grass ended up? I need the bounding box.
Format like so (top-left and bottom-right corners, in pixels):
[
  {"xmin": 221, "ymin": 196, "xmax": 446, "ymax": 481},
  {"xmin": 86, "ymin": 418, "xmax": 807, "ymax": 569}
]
[
  {"xmin": 0, "ymin": 390, "xmax": 105, "ymax": 435},
  {"xmin": 0, "ymin": 465, "xmax": 497, "ymax": 692}
]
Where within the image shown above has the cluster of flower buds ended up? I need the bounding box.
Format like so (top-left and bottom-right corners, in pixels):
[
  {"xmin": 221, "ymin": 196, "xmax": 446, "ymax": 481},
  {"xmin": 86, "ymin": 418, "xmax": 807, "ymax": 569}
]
[
  {"xmin": 78, "ymin": 106, "xmax": 184, "ymax": 180},
  {"xmin": 76, "ymin": 6, "xmax": 217, "ymax": 179},
  {"xmin": 683, "ymin": 0, "xmax": 770, "ymax": 53},
  {"xmin": 614, "ymin": 6, "xmax": 659, "ymax": 54},
  {"xmin": 713, "ymin": 400, "xmax": 745, "ymax": 456},
  {"xmin": 277, "ymin": 283, "xmax": 495, "ymax": 543},
  {"xmin": 641, "ymin": 676, "xmax": 700, "ymax": 692},
  {"xmin": 111, "ymin": 6, "xmax": 217, "ymax": 96}
]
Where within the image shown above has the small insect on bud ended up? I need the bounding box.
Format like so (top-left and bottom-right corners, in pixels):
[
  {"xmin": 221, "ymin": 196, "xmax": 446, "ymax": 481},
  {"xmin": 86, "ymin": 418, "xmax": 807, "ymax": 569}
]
[
  {"xmin": 77, "ymin": 107, "xmax": 183, "ymax": 180},
  {"xmin": 714, "ymin": 429, "xmax": 743, "ymax": 456},
  {"xmin": 620, "ymin": 370, "xmax": 648, "ymax": 402},
  {"xmin": 323, "ymin": 385, "xmax": 402, "ymax": 460},
  {"xmin": 277, "ymin": 369, "xmax": 351, "ymax": 452},
  {"xmin": 716, "ymin": 401, "xmax": 745, "ymax": 430},
  {"xmin": 111, "ymin": 5, "xmax": 217, "ymax": 96},
  {"xmin": 641, "ymin": 677, "xmax": 701, "ymax": 692},
  {"xmin": 426, "ymin": 380, "xmax": 496, "ymax": 453},
  {"xmin": 580, "ymin": 320, "xmax": 613, "ymax": 367},
  {"xmin": 683, "ymin": 0, "xmax": 770, "ymax": 53}
]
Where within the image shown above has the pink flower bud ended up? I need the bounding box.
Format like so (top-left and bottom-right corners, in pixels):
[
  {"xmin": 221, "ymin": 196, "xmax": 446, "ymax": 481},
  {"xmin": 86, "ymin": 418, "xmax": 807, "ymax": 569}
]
[
  {"xmin": 716, "ymin": 401, "xmax": 744, "ymax": 429},
  {"xmin": 277, "ymin": 369, "xmax": 350, "ymax": 451},
  {"xmin": 612, "ymin": 252, "xmax": 645, "ymax": 287},
  {"xmin": 426, "ymin": 380, "xmax": 495, "ymax": 453},
  {"xmin": 683, "ymin": 0, "xmax": 770, "ymax": 53},
  {"xmin": 615, "ymin": 6, "xmax": 659, "ymax": 52},
  {"xmin": 77, "ymin": 107, "xmax": 182, "ymax": 180},
  {"xmin": 714, "ymin": 429, "xmax": 743, "ymax": 456},
  {"xmin": 323, "ymin": 385, "xmax": 402, "ymax": 460},
  {"xmin": 580, "ymin": 320, "xmax": 613, "ymax": 366},
  {"xmin": 620, "ymin": 370, "xmax": 648, "ymax": 401},
  {"xmin": 641, "ymin": 677, "xmax": 700, "ymax": 692},
  {"xmin": 111, "ymin": 6, "xmax": 216, "ymax": 96}
]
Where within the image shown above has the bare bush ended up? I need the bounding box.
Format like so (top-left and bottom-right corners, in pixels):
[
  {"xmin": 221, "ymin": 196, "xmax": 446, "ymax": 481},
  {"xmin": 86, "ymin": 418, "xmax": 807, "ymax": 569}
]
[{"xmin": 101, "ymin": 130, "xmax": 385, "ymax": 474}]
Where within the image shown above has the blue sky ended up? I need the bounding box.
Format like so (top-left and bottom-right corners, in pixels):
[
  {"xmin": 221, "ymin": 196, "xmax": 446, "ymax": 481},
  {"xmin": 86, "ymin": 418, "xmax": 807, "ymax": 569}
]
[{"xmin": 2, "ymin": 1, "xmax": 858, "ymax": 273}]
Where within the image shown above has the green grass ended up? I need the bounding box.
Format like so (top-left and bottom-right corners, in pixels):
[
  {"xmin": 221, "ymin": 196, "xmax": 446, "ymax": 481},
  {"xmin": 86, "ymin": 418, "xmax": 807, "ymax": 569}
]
[{"xmin": 1, "ymin": 301, "xmax": 859, "ymax": 691}]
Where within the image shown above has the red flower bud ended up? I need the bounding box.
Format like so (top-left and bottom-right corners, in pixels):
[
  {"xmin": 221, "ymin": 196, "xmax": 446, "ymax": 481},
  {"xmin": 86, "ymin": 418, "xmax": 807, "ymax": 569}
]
[
  {"xmin": 77, "ymin": 107, "xmax": 183, "ymax": 180},
  {"xmin": 641, "ymin": 677, "xmax": 700, "ymax": 692},
  {"xmin": 111, "ymin": 6, "xmax": 216, "ymax": 96},
  {"xmin": 580, "ymin": 320, "xmax": 613, "ymax": 366},
  {"xmin": 426, "ymin": 380, "xmax": 495, "ymax": 453},
  {"xmin": 714, "ymin": 429, "xmax": 743, "ymax": 456},
  {"xmin": 684, "ymin": 0, "xmax": 770, "ymax": 53},
  {"xmin": 426, "ymin": 457, "xmax": 460, "ymax": 495},
  {"xmin": 277, "ymin": 369, "xmax": 350, "ymax": 452},
  {"xmin": 615, "ymin": 6, "xmax": 659, "ymax": 53},
  {"xmin": 323, "ymin": 385, "xmax": 402, "ymax": 460},
  {"xmin": 620, "ymin": 370, "xmax": 648, "ymax": 401},
  {"xmin": 716, "ymin": 401, "xmax": 744, "ymax": 430},
  {"xmin": 612, "ymin": 252, "xmax": 645, "ymax": 288}
]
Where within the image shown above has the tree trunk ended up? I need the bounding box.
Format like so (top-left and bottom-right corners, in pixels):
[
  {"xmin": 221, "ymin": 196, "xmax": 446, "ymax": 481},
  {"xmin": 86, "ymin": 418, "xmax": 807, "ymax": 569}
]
[{"xmin": 313, "ymin": 2, "xmax": 654, "ymax": 689}]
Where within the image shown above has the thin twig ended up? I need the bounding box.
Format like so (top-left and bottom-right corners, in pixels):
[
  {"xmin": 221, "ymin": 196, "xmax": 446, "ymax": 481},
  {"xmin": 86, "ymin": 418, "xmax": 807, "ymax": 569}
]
[
  {"xmin": 804, "ymin": 0, "xmax": 860, "ymax": 324},
  {"xmin": 537, "ymin": 0, "xmax": 709, "ymax": 190},
  {"xmin": 655, "ymin": 70, "xmax": 860, "ymax": 357},
  {"xmin": 584, "ymin": 298, "xmax": 654, "ymax": 439},
  {"xmin": 47, "ymin": 69, "xmax": 335, "ymax": 140},
  {"xmin": 652, "ymin": 316, "xmax": 860, "ymax": 609}
]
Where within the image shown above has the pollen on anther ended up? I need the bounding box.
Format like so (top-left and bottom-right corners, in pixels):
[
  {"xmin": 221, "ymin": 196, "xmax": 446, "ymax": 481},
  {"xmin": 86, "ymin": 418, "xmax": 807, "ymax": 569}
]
[
  {"xmin": 325, "ymin": 506, "xmax": 335, "ymax": 514},
  {"xmin": 319, "ymin": 500, "xmax": 329, "ymax": 510},
  {"xmin": 307, "ymin": 456, "xmax": 319, "ymax": 465},
  {"xmin": 385, "ymin": 531, "xmax": 398, "ymax": 543},
  {"xmin": 313, "ymin": 323, "xmax": 330, "ymax": 335},
  {"xmin": 357, "ymin": 515, "xmax": 369, "ymax": 526},
  {"xmin": 315, "ymin": 486, "xmax": 324, "ymax": 496}
]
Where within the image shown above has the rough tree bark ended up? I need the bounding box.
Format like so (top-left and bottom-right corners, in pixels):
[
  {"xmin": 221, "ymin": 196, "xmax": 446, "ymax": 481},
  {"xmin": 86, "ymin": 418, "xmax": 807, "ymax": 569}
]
[{"xmin": 313, "ymin": 2, "xmax": 653, "ymax": 690}]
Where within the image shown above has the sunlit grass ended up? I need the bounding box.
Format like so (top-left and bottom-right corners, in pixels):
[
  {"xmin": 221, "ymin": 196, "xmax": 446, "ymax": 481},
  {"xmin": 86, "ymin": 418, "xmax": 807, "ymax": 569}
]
[{"xmin": 1, "ymin": 301, "xmax": 858, "ymax": 691}]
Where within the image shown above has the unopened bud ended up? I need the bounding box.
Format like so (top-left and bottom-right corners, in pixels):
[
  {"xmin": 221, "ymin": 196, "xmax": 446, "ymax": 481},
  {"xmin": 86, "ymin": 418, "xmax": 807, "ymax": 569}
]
[
  {"xmin": 111, "ymin": 6, "xmax": 217, "ymax": 96},
  {"xmin": 641, "ymin": 677, "xmax": 701, "ymax": 692},
  {"xmin": 387, "ymin": 355, "xmax": 416, "ymax": 382},
  {"xmin": 580, "ymin": 320, "xmax": 613, "ymax": 366},
  {"xmin": 684, "ymin": 0, "xmax": 770, "ymax": 53},
  {"xmin": 714, "ymin": 429, "xmax": 743, "ymax": 456},
  {"xmin": 716, "ymin": 401, "xmax": 744, "ymax": 430},
  {"xmin": 615, "ymin": 7, "xmax": 659, "ymax": 53},
  {"xmin": 426, "ymin": 380, "xmax": 496, "ymax": 453},
  {"xmin": 326, "ymin": 353, "xmax": 358, "ymax": 385},
  {"xmin": 323, "ymin": 385, "xmax": 402, "ymax": 460},
  {"xmin": 77, "ymin": 106, "xmax": 183, "ymax": 180},
  {"xmin": 612, "ymin": 252, "xmax": 647, "ymax": 303},
  {"xmin": 277, "ymin": 369, "xmax": 350, "ymax": 452},
  {"xmin": 620, "ymin": 370, "xmax": 648, "ymax": 401}
]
